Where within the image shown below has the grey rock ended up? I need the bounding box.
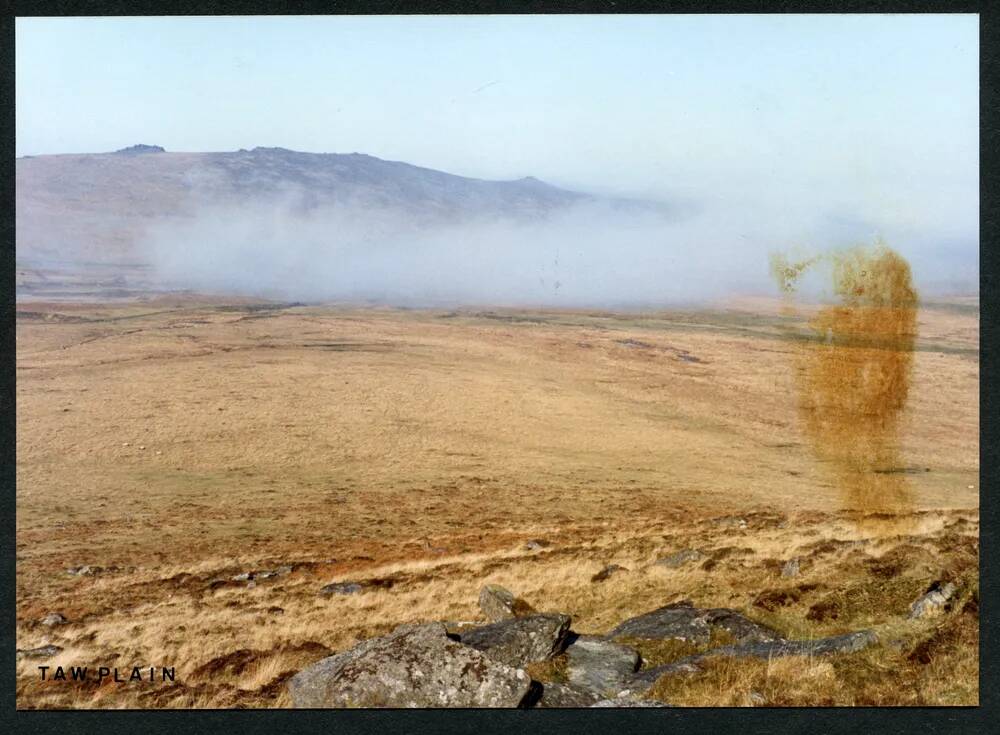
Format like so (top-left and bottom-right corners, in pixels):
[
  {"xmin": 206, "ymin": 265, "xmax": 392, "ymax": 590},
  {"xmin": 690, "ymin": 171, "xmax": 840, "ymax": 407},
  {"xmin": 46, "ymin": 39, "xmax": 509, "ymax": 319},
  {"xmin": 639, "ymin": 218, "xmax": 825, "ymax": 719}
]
[
  {"xmin": 536, "ymin": 682, "xmax": 601, "ymax": 708},
  {"xmin": 591, "ymin": 564, "xmax": 628, "ymax": 583},
  {"xmin": 655, "ymin": 549, "xmax": 705, "ymax": 569},
  {"xmin": 909, "ymin": 582, "xmax": 957, "ymax": 619},
  {"xmin": 40, "ymin": 613, "xmax": 68, "ymax": 627},
  {"xmin": 457, "ymin": 613, "xmax": 572, "ymax": 668},
  {"xmin": 287, "ymin": 622, "xmax": 533, "ymax": 708},
  {"xmin": 606, "ymin": 601, "xmax": 712, "ymax": 644},
  {"xmin": 628, "ymin": 660, "xmax": 702, "ymax": 688},
  {"xmin": 235, "ymin": 566, "xmax": 294, "ymax": 582},
  {"xmin": 525, "ymin": 539, "xmax": 551, "ymax": 551},
  {"xmin": 17, "ymin": 644, "xmax": 63, "ymax": 660},
  {"xmin": 320, "ymin": 582, "xmax": 363, "ymax": 596},
  {"xmin": 629, "ymin": 630, "xmax": 877, "ymax": 691},
  {"xmin": 607, "ymin": 600, "xmax": 779, "ymax": 645},
  {"xmin": 565, "ymin": 635, "xmax": 640, "ymax": 695},
  {"xmin": 781, "ymin": 558, "xmax": 801, "ymax": 578},
  {"xmin": 591, "ymin": 697, "xmax": 670, "ymax": 707},
  {"xmin": 703, "ymin": 629, "xmax": 878, "ymax": 659},
  {"xmin": 66, "ymin": 565, "xmax": 102, "ymax": 577},
  {"xmin": 478, "ymin": 584, "xmax": 517, "ymax": 622},
  {"xmin": 702, "ymin": 608, "xmax": 782, "ymax": 643},
  {"xmin": 712, "ymin": 516, "xmax": 748, "ymax": 530}
]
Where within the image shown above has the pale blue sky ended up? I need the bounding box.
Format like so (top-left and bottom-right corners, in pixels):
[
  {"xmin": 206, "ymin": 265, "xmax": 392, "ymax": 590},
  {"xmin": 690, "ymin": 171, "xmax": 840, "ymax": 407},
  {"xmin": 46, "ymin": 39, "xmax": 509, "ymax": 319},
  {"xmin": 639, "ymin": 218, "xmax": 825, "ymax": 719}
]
[{"xmin": 16, "ymin": 14, "xmax": 979, "ymax": 263}]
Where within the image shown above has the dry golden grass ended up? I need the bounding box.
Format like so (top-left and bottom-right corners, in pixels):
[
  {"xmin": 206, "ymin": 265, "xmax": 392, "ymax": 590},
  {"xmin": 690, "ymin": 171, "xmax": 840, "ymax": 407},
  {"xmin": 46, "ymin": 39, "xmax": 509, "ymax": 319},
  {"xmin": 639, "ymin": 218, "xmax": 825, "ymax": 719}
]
[{"xmin": 15, "ymin": 297, "xmax": 978, "ymax": 707}]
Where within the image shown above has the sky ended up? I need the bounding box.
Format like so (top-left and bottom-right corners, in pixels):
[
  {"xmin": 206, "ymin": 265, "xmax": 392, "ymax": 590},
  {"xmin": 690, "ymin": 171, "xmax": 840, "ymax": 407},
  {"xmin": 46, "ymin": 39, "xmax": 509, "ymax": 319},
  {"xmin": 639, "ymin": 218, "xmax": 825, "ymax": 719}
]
[{"xmin": 15, "ymin": 15, "xmax": 979, "ymax": 295}]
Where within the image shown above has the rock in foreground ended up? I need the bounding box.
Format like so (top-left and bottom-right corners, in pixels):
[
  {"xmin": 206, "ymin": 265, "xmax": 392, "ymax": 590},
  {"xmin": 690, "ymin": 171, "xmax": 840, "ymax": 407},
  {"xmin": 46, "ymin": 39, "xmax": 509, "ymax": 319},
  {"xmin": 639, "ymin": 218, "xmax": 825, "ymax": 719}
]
[
  {"xmin": 536, "ymin": 682, "xmax": 602, "ymax": 708},
  {"xmin": 287, "ymin": 623, "xmax": 534, "ymax": 708},
  {"xmin": 457, "ymin": 613, "xmax": 572, "ymax": 668},
  {"xmin": 565, "ymin": 635, "xmax": 640, "ymax": 696}
]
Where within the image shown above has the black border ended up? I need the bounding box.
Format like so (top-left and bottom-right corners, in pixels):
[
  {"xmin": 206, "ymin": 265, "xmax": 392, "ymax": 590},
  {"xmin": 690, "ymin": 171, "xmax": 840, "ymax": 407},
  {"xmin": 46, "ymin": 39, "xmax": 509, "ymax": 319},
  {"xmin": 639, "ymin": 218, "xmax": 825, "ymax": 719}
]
[{"xmin": 2, "ymin": 3, "xmax": 995, "ymax": 734}]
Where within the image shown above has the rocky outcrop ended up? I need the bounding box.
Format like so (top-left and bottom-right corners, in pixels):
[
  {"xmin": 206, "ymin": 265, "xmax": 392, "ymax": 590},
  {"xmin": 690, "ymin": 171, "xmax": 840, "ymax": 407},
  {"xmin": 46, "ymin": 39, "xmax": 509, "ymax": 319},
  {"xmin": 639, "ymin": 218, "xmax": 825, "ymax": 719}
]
[
  {"xmin": 286, "ymin": 588, "xmax": 890, "ymax": 708},
  {"xmin": 113, "ymin": 144, "xmax": 165, "ymax": 155},
  {"xmin": 287, "ymin": 622, "xmax": 534, "ymax": 708},
  {"xmin": 457, "ymin": 614, "xmax": 571, "ymax": 668}
]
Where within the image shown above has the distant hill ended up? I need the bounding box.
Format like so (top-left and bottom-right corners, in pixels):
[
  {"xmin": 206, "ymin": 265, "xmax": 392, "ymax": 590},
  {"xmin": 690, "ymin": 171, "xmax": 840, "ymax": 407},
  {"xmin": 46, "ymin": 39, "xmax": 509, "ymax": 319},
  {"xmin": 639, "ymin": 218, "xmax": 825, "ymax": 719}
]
[{"xmin": 16, "ymin": 145, "xmax": 669, "ymax": 268}]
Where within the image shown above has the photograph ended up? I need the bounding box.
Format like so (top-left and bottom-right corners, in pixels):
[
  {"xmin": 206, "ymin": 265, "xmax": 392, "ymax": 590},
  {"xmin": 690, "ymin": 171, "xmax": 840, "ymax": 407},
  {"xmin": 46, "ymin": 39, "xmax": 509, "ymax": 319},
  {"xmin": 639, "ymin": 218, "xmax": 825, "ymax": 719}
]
[{"xmin": 14, "ymin": 13, "xmax": 979, "ymax": 708}]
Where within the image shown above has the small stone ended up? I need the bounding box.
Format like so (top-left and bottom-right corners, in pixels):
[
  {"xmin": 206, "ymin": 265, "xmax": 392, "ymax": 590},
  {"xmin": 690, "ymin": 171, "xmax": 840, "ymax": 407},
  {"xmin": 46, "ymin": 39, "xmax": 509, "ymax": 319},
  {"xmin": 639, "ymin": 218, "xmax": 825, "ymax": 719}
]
[
  {"xmin": 17, "ymin": 644, "xmax": 63, "ymax": 660},
  {"xmin": 40, "ymin": 613, "xmax": 67, "ymax": 627},
  {"xmin": 478, "ymin": 584, "xmax": 535, "ymax": 621},
  {"xmin": 781, "ymin": 558, "xmax": 801, "ymax": 578},
  {"xmin": 748, "ymin": 691, "xmax": 766, "ymax": 705},
  {"xmin": 591, "ymin": 564, "xmax": 628, "ymax": 583},
  {"xmin": 525, "ymin": 539, "xmax": 550, "ymax": 551},
  {"xmin": 479, "ymin": 585, "xmax": 517, "ymax": 621},
  {"xmin": 655, "ymin": 549, "xmax": 705, "ymax": 569},
  {"xmin": 320, "ymin": 581, "xmax": 363, "ymax": 596},
  {"xmin": 909, "ymin": 581, "xmax": 957, "ymax": 619}
]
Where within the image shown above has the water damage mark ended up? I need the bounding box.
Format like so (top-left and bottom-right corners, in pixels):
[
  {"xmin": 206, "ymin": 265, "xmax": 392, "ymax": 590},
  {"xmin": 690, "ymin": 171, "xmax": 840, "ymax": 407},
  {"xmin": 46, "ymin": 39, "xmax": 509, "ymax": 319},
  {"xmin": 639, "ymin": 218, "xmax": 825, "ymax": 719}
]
[{"xmin": 771, "ymin": 241, "xmax": 918, "ymax": 532}]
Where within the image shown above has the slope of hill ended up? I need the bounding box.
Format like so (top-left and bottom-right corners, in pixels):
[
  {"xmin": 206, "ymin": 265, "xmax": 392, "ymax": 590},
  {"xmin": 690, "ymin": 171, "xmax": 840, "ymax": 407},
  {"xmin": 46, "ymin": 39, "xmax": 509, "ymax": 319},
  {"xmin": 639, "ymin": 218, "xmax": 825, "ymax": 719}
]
[{"xmin": 16, "ymin": 145, "xmax": 663, "ymax": 273}]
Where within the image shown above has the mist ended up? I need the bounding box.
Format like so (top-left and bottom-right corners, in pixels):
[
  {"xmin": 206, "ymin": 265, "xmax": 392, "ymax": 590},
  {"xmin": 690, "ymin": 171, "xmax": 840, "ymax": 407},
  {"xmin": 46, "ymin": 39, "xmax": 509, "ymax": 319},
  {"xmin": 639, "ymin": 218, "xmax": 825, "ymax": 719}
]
[{"xmin": 140, "ymin": 187, "xmax": 978, "ymax": 308}]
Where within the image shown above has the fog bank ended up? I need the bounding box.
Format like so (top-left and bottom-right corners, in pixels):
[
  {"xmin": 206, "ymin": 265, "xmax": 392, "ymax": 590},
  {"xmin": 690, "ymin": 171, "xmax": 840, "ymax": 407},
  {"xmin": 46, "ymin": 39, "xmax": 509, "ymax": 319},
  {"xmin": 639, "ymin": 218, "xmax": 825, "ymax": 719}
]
[{"xmin": 141, "ymin": 193, "xmax": 978, "ymax": 307}]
